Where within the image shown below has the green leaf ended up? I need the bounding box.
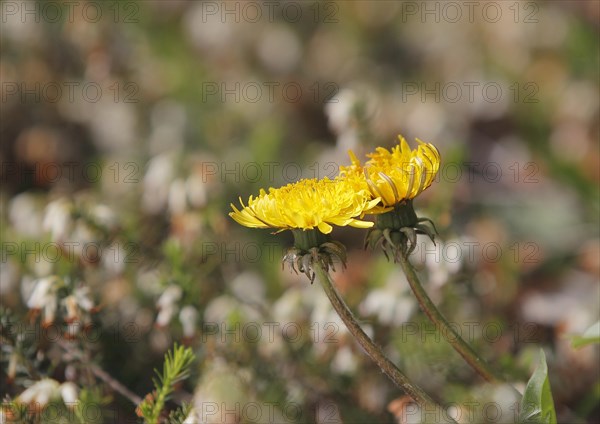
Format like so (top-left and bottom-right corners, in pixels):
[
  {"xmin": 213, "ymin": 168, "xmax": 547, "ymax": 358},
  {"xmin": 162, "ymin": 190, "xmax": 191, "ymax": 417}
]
[
  {"xmin": 571, "ymin": 321, "xmax": 600, "ymax": 349},
  {"xmin": 167, "ymin": 402, "xmax": 193, "ymax": 424},
  {"xmin": 138, "ymin": 343, "xmax": 196, "ymax": 424},
  {"xmin": 519, "ymin": 350, "xmax": 557, "ymax": 424}
]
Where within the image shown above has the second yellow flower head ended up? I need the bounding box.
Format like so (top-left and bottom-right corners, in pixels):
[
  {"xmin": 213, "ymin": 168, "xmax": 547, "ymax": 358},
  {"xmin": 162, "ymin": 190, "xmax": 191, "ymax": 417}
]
[{"xmin": 341, "ymin": 135, "xmax": 440, "ymax": 209}]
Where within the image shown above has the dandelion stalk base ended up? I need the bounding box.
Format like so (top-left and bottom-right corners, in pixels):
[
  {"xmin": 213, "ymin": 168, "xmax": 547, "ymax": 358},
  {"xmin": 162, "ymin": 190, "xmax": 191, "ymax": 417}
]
[
  {"xmin": 313, "ymin": 262, "xmax": 455, "ymax": 422},
  {"xmin": 397, "ymin": 252, "xmax": 504, "ymax": 384}
]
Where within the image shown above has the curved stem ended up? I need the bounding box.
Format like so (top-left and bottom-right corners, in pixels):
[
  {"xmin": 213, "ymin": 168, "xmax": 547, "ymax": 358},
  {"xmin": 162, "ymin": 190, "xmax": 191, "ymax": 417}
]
[
  {"xmin": 313, "ymin": 262, "xmax": 455, "ymax": 423},
  {"xmin": 397, "ymin": 253, "xmax": 504, "ymax": 384}
]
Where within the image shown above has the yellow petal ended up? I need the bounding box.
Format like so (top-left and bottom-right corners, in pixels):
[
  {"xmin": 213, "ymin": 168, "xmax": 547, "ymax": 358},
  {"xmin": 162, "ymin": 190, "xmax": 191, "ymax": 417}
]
[
  {"xmin": 348, "ymin": 219, "xmax": 374, "ymax": 229},
  {"xmin": 317, "ymin": 221, "xmax": 333, "ymax": 234}
]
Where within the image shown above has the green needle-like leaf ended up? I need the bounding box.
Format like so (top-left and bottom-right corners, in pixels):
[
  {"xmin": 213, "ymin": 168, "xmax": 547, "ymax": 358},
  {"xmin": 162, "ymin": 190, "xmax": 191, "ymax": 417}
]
[{"xmin": 138, "ymin": 343, "xmax": 196, "ymax": 424}]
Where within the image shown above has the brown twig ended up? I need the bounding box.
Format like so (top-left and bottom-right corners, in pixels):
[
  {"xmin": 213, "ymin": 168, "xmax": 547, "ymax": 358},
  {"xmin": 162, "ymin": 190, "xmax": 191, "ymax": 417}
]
[{"xmin": 59, "ymin": 341, "xmax": 142, "ymax": 405}]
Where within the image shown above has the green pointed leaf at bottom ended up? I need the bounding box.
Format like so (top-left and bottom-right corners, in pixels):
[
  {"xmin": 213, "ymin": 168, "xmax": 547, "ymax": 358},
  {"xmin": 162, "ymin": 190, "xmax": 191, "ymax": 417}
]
[{"xmin": 519, "ymin": 349, "xmax": 557, "ymax": 424}]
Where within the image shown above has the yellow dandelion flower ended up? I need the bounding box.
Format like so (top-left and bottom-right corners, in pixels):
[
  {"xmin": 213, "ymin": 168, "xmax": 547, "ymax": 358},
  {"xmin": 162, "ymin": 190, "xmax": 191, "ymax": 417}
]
[
  {"xmin": 229, "ymin": 177, "xmax": 380, "ymax": 235},
  {"xmin": 338, "ymin": 150, "xmax": 367, "ymax": 189},
  {"xmin": 346, "ymin": 135, "xmax": 440, "ymax": 208},
  {"xmin": 345, "ymin": 135, "xmax": 441, "ymax": 256}
]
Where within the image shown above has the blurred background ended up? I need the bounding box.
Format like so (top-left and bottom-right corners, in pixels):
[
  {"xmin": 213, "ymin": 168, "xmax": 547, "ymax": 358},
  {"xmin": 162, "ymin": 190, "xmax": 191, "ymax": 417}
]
[{"xmin": 1, "ymin": 1, "xmax": 599, "ymax": 423}]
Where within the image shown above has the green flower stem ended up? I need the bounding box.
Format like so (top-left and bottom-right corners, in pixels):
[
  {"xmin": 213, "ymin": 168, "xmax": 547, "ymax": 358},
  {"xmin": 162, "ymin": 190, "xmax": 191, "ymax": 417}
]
[
  {"xmin": 292, "ymin": 229, "xmax": 329, "ymax": 251},
  {"xmin": 397, "ymin": 253, "xmax": 503, "ymax": 384},
  {"xmin": 313, "ymin": 262, "xmax": 454, "ymax": 422}
]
